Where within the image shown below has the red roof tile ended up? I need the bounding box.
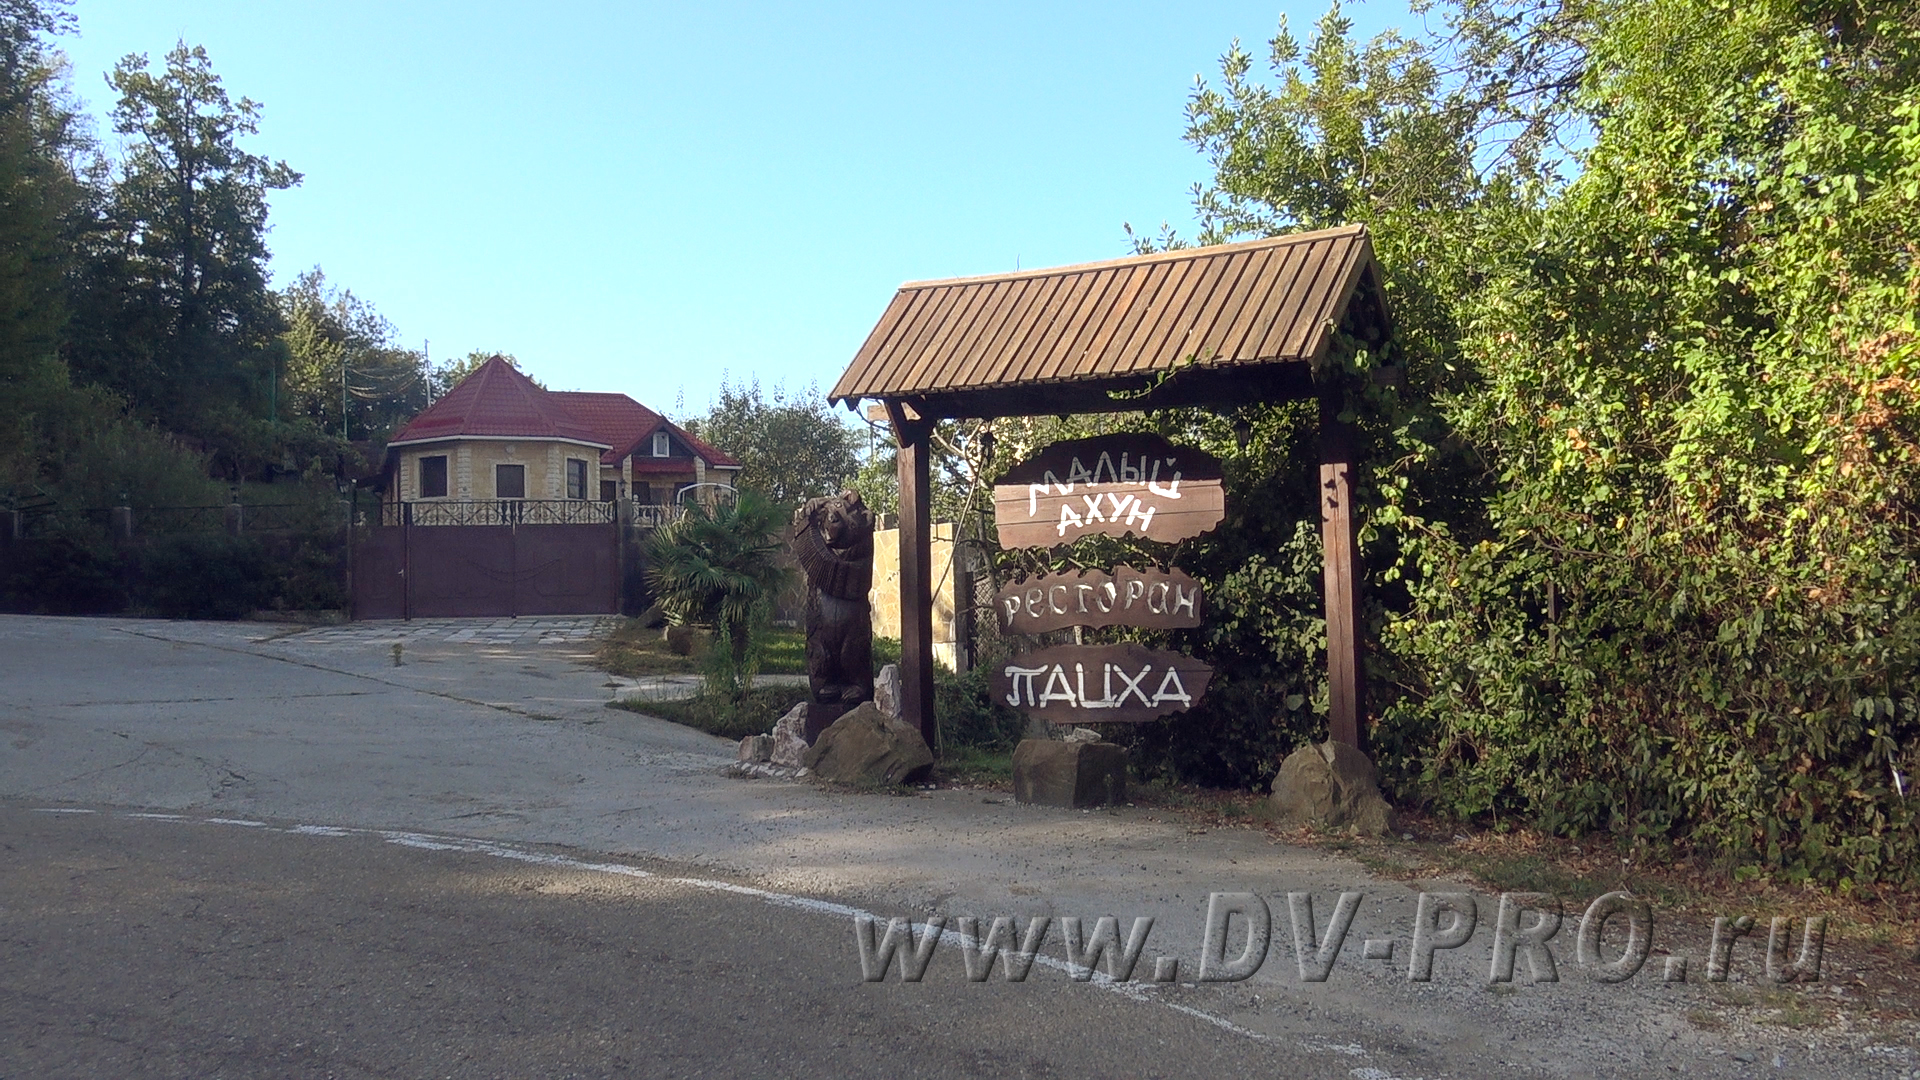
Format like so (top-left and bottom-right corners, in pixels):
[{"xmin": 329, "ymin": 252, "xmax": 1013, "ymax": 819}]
[
  {"xmin": 551, "ymin": 392, "xmax": 663, "ymax": 465},
  {"xmin": 389, "ymin": 356, "xmax": 741, "ymax": 471},
  {"xmin": 392, "ymin": 357, "xmax": 608, "ymax": 448}
]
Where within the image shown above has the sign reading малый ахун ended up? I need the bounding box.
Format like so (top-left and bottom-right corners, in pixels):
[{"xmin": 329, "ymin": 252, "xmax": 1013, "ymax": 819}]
[
  {"xmin": 991, "ymin": 433, "xmax": 1225, "ymax": 549},
  {"xmin": 989, "ymin": 433, "xmax": 1222, "ymax": 725}
]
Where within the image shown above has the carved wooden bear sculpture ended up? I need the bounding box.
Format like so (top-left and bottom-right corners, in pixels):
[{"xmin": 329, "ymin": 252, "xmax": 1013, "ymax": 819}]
[{"xmin": 790, "ymin": 490, "xmax": 875, "ymax": 708}]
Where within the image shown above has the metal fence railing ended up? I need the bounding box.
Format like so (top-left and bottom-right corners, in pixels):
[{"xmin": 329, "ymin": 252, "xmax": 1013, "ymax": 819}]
[
  {"xmin": 7, "ymin": 503, "xmax": 342, "ymax": 540},
  {"xmin": 384, "ymin": 499, "xmax": 620, "ymax": 527},
  {"xmin": 631, "ymin": 503, "xmax": 684, "ymax": 530}
]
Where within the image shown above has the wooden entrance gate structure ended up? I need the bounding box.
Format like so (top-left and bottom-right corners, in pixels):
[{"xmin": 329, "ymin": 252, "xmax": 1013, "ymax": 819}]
[{"xmin": 828, "ymin": 224, "xmax": 1392, "ymax": 751}]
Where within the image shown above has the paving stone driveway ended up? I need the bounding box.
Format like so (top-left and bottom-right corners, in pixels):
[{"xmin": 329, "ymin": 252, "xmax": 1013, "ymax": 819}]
[{"xmin": 286, "ymin": 616, "xmax": 611, "ymax": 646}]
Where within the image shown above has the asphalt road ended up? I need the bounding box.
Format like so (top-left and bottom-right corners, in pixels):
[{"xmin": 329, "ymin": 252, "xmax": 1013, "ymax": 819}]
[
  {"xmin": 0, "ymin": 614, "xmax": 1912, "ymax": 1079},
  {"xmin": 3, "ymin": 802, "xmax": 1350, "ymax": 1080}
]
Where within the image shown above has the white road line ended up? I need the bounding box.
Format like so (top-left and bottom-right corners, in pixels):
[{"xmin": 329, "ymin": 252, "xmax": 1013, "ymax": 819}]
[
  {"xmin": 56, "ymin": 808, "xmax": 1383, "ymax": 1057},
  {"xmin": 30, "ymin": 807, "xmax": 96, "ymax": 814}
]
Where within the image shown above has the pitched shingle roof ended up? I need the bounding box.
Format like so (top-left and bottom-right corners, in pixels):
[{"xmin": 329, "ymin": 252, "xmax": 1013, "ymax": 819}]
[
  {"xmin": 830, "ymin": 225, "xmax": 1383, "ymax": 415},
  {"xmin": 388, "ymin": 356, "xmax": 741, "ymax": 469},
  {"xmin": 391, "ymin": 356, "xmax": 608, "ymax": 448}
]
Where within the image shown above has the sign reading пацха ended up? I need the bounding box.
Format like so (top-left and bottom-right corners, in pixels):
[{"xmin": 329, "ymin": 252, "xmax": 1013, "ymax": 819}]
[
  {"xmin": 991, "ymin": 433, "xmax": 1225, "ymax": 549},
  {"xmin": 991, "ymin": 643, "xmax": 1213, "ymax": 725}
]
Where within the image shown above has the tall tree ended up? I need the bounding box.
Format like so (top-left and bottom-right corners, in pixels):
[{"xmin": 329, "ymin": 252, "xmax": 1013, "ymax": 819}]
[
  {"xmin": 279, "ymin": 268, "xmax": 426, "ymax": 441},
  {"xmin": 0, "ymin": 0, "xmax": 85, "ymax": 489},
  {"xmin": 65, "ymin": 42, "xmax": 299, "ymax": 437}
]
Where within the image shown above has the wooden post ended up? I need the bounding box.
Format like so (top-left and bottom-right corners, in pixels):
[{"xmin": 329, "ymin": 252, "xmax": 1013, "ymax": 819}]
[
  {"xmin": 1318, "ymin": 392, "xmax": 1365, "ymax": 750},
  {"xmin": 886, "ymin": 400, "xmax": 938, "ymax": 751}
]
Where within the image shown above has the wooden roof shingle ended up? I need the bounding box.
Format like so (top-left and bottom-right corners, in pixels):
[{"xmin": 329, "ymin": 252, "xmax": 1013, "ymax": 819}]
[{"xmin": 830, "ymin": 225, "xmax": 1383, "ymax": 418}]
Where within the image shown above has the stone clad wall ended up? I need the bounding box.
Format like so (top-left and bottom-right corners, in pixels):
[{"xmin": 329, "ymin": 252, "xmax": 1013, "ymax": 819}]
[{"xmin": 868, "ymin": 522, "xmax": 968, "ymax": 673}]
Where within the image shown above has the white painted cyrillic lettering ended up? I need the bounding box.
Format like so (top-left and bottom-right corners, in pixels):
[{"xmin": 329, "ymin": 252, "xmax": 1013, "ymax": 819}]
[
  {"xmin": 1172, "ymin": 584, "xmax": 1198, "ymax": 618},
  {"xmin": 1004, "ymin": 665, "xmax": 1047, "ymax": 706},
  {"xmin": 1113, "ymin": 665, "xmax": 1152, "ymax": 707},
  {"xmin": 1057, "ymin": 503, "xmax": 1084, "ymax": 537},
  {"xmin": 1152, "ymin": 668, "xmax": 1191, "ymax": 708},
  {"xmin": 1038, "ymin": 665, "xmax": 1078, "ymax": 708}
]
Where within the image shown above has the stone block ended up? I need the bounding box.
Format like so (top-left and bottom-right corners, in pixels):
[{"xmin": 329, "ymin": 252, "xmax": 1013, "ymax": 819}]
[
  {"xmin": 738, "ymin": 734, "xmax": 774, "ymax": 763},
  {"xmin": 769, "ymin": 704, "xmax": 810, "ymax": 768},
  {"xmin": 1011, "ymin": 739, "xmax": 1127, "ymax": 809},
  {"xmin": 873, "ymin": 664, "xmax": 902, "ymax": 720}
]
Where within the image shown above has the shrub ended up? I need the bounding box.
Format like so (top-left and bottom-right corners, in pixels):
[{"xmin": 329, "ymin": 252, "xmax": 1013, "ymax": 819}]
[{"xmin": 134, "ymin": 534, "xmax": 271, "ymax": 619}]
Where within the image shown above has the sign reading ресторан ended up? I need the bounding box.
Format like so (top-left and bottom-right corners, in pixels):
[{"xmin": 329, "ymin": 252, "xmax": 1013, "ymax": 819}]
[
  {"xmin": 992, "ymin": 643, "xmax": 1214, "ymax": 725},
  {"xmin": 994, "ymin": 567, "xmax": 1205, "ymax": 634},
  {"xmin": 991, "ymin": 434, "xmax": 1225, "ymax": 549}
]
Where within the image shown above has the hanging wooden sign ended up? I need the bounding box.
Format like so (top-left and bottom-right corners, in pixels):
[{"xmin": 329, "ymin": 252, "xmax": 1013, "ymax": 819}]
[
  {"xmin": 995, "ymin": 566, "xmax": 1205, "ymax": 633},
  {"xmin": 992, "ymin": 643, "xmax": 1213, "ymax": 724},
  {"xmin": 992, "ymin": 434, "xmax": 1225, "ymax": 549}
]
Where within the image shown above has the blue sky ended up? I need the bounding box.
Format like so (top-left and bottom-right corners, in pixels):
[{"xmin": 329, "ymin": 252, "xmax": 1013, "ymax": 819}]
[{"xmin": 56, "ymin": 1, "xmax": 1414, "ymax": 417}]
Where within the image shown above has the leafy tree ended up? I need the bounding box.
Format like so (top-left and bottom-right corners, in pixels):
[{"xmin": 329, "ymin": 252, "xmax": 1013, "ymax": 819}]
[
  {"xmin": 1171, "ymin": 0, "xmax": 1920, "ymax": 884},
  {"xmin": 0, "ymin": 0, "xmax": 84, "ymax": 491},
  {"xmin": 64, "ymin": 42, "xmax": 300, "ymax": 438},
  {"xmin": 279, "ymin": 268, "xmax": 427, "ymax": 441},
  {"xmin": 643, "ymin": 489, "xmax": 791, "ymax": 700},
  {"xmin": 690, "ymin": 377, "xmax": 860, "ymax": 509}
]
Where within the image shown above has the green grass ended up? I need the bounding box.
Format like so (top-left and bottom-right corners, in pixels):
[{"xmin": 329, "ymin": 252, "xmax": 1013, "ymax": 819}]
[
  {"xmin": 595, "ymin": 619, "xmax": 806, "ymax": 679},
  {"xmin": 933, "ymin": 745, "xmax": 1015, "ymax": 787},
  {"xmin": 612, "ymin": 684, "xmax": 809, "ymax": 740},
  {"xmin": 757, "ymin": 626, "xmax": 805, "ymax": 675},
  {"xmin": 595, "ymin": 619, "xmax": 702, "ymax": 676}
]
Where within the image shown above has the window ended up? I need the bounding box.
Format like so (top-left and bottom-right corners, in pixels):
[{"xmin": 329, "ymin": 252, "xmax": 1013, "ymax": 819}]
[
  {"xmin": 495, "ymin": 463, "xmax": 525, "ymax": 499},
  {"xmin": 652, "ymin": 431, "xmax": 670, "ymax": 457},
  {"xmin": 567, "ymin": 458, "xmax": 589, "ymax": 500},
  {"xmin": 634, "ymin": 481, "xmax": 652, "ymax": 504},
  {"xmin": 600, "ymin": 480, "xmax": 617, "ymax": 502},
  {"xmin": 418, "ymin": 455, "xmax": 448, "ymax": 498}
]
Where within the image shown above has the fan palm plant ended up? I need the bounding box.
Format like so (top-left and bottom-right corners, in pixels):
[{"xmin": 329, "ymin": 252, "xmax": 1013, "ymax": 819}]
[{"xmin": 643, "ymin": 490, "xmax": 790, "ymax": 700}]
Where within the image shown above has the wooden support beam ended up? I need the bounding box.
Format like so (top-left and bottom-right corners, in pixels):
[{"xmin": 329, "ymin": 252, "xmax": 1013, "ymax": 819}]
[
  {"xmin": 1318, "ymin": 392, "xmax": 1365, "ymax": 750},
  {"xmin": 886, "ymin": 401, "xmax": 938, "ymax": 751}
]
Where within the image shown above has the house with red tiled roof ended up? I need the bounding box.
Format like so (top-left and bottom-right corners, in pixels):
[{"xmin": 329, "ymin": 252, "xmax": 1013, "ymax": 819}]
[{"xmin": 381, "ymin": 356, "xmax": 739, "ymax": 521}]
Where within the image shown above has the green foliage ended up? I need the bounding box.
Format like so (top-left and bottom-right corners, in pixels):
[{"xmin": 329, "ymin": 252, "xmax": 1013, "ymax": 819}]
[
  {"xmin": 65, "ymin": 42, "xmax": 300, "ymax": 441},
  {"xmin": 0, "ymin": 522, "xmax": 120, "ymax": 614},
  {"xmin": 643, "ymin": 489, "xmax": 792, "ymax": 700},
  {"xmin": 278, "ymin": 268, "xmax": 427, "ymax": 441},
  {"xmin": 690, "ymin": 377, "xmax": 862, "ymax": 509},
  {"xmin": 934, "ymin": 666, "xmax": 1027, "ymax": 753},
  {"xmin": 133, "ymin": 533, "xmax": 271, "ymax": 619},
  {"xmin": 1176, "ymin": 0, "xmax": 1920, "ymax": 885}
]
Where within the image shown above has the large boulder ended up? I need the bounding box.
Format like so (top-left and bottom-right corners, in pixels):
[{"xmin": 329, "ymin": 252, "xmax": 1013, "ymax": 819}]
[
  {"xmin": 769, "ymin": 703, "xmax": 811, "ymax": 768},
  {"xmin": 802, "ymin": 702, "xmax": 934, "ymax": 786},
  {"xmin": 1012, "ymin": 738, "xmax": 1127, "ymax": 809},
  {"xmin": 1269, "ymin": 740, "xmax": 1393, "ymax": 835}
]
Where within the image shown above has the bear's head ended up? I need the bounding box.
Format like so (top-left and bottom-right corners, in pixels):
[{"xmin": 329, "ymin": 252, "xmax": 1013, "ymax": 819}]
[{"xmin": 808, "ymin": 490, "xmax": 873, "ymax": 553}]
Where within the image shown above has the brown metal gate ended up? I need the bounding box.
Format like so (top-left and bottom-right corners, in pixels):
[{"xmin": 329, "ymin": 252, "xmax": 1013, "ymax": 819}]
[{"xmin": 352, "ymin": 501, "xmax": 620, "ymax": 620}]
